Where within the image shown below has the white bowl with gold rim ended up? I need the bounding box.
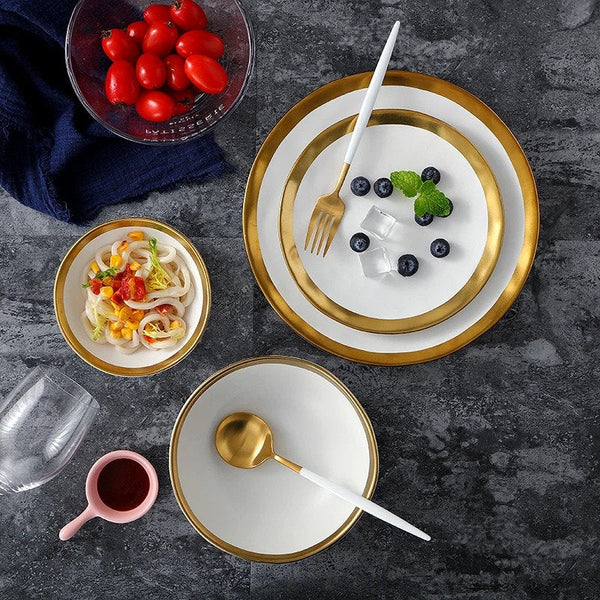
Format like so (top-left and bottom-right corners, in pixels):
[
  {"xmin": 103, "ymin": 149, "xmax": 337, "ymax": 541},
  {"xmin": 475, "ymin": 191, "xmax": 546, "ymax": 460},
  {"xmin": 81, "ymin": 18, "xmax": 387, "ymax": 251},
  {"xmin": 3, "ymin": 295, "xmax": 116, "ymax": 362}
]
[
  {"xmin": 54, "ymin": 218, "xmax": 211, "ymax": 377},
  {"xmin": 169, "ymin": 356, "xmax": 379, "ymax": 562}
]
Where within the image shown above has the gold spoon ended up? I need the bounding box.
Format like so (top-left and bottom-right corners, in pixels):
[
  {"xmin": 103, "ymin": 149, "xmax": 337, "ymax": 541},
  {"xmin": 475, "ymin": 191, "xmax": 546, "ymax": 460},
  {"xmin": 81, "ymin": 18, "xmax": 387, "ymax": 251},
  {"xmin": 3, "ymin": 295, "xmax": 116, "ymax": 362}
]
[{"xmin": 215, "ymin": 412, "xmax": 431, "ymax": 541}]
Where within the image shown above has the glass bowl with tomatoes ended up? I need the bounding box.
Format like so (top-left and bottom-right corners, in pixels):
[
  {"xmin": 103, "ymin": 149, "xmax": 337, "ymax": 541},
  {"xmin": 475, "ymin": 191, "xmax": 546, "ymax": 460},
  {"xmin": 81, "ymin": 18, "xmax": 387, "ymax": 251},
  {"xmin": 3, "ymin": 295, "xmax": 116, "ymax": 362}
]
[{"xmin": 65, "ymin": 0, "xmax": 254, "ymax": 143}]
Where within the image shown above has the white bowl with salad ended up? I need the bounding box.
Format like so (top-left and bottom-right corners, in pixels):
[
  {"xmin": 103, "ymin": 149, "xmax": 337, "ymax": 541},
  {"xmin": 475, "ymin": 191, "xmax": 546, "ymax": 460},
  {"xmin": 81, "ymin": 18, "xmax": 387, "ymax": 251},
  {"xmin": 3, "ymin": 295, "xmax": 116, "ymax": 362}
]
[{"xmin": 54, "ymin": 218, "xmax": 211, "ymax": 376}]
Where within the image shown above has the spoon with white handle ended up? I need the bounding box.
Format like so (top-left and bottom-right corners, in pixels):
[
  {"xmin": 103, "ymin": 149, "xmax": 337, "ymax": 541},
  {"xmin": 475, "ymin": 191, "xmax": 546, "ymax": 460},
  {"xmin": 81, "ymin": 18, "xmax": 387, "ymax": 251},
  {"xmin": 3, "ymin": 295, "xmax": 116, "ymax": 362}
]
[{"xmin": 215, "ymin": 412, "xmax": 431, "ymax": 542}]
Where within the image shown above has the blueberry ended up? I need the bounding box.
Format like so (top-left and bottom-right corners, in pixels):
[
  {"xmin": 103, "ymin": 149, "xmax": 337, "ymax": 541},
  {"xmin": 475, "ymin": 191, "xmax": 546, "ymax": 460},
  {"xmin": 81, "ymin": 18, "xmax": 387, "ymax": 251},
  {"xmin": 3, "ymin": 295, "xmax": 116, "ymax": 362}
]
[
  {"xmin": 397, "ymin": 254, "xmax": 419, "ymax": 277},
  {"xmin": 430, "ymin": 238, "xmax": 450, "ymax": 258},
  {"xmin": 440, "ymin": 198, "xmax": 453, "ymax": 217},
  {"xmin": 414, "ymin": 212, "xmax": 434, "ymax": 226},
  {"xmin": 373, "ymin": 177, "xmax": 393, "ymax": 198},
  {"xmin": 349, "ymin": 232, "xmax": 370, "ymax": 253},
  {"xmin": 421, "ymin": 166, "xmax": 441, "ymax": 184},
  {"xmin": 350, "ymin": 176, "xmax": 370, "ymax": 196}
]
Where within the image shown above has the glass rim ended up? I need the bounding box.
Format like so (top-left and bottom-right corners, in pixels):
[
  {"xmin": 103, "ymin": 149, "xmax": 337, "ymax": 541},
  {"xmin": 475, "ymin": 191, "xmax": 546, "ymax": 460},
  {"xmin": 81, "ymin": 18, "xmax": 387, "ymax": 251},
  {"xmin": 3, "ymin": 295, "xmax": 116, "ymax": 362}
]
[{"xmin": 36, "ymin": 367, "xmax": 100, "ymax": 410}]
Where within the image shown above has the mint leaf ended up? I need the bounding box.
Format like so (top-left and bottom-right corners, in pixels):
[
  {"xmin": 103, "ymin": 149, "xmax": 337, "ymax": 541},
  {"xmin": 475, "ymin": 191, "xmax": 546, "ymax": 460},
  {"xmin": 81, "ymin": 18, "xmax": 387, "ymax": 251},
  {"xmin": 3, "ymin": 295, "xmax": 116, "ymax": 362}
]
[
  {"xmin": 413, "ymin": 195, "xmax": 430, "ymax": 218},
  {"xmin": 414, "ymin": 183, "xmax": 451, "ymax": 217},
  {"xmin": 428, "ymin": 190, "xmax": 451, "ymax": 217},
  {"xmin": 390, "ymin": 170, "xmax": 422, "ymax": 197}
]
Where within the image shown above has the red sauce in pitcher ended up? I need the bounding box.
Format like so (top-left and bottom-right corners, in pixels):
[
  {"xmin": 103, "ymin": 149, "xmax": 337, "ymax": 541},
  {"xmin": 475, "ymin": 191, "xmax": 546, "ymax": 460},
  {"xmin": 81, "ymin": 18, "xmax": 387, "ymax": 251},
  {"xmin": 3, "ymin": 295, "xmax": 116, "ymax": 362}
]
[{"xmin": 97, "ymin": 458, "xmax": 150, "ymax": 511}]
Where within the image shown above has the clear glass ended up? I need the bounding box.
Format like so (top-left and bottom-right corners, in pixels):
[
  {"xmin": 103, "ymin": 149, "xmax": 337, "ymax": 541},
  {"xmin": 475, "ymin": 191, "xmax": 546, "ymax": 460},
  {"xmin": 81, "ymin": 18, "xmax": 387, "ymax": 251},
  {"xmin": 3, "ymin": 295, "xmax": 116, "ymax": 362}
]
[
  {"xmin": 0, "ymin": 367, "xmax": 98, "ymax": 494},
  {"xmin": 65, "ymin": 0, "xmax": 255, "ymax": 144},
  {"xmin": 359, "ymin": 247, "xmax": 394, "ymax": 278},
  {"xmin": 360, "ymin": 206, "xmax": 400, "ymax": 240}
]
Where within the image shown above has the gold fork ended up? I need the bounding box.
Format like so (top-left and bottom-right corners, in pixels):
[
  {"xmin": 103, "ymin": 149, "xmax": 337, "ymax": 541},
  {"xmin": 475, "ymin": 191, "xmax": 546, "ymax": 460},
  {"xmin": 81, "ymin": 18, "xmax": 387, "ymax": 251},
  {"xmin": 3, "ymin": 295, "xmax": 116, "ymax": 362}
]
[{"xmin": 304, "ymin": 21, "xmax": 400, "ymax": 257}]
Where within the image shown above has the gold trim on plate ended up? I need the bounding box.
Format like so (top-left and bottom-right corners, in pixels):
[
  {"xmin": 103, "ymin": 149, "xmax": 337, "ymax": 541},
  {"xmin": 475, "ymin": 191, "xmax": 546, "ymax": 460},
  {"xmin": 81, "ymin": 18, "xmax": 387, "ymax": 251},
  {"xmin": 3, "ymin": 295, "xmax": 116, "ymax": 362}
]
[
  {"xmin": 169, "ymin": 355, "xmax": 379, "ymax": 563},
  {"xmin": 53, "ymin": 217, "xmax": 211, "ymax": 377},
  {"xmin": 280, "ymin": 109, "xmax": 504, "ymax": 333},
  {"xmin": 243, "ymin": 70, "xmax": 539, "ymax": 365}
]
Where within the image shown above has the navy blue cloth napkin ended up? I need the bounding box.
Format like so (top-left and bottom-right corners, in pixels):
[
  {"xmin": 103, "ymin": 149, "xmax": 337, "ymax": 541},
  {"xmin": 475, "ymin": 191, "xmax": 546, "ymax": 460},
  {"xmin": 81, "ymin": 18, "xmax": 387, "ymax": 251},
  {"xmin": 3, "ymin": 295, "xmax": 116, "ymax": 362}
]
[{"xmin": 0, "ymin": 0, "xmax": 227, "ymax": 223}]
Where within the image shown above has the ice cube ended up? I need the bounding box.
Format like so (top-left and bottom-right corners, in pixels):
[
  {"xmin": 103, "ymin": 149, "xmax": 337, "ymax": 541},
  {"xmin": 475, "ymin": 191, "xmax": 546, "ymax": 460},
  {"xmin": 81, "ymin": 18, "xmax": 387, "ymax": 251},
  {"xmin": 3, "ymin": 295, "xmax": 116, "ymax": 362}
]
[
  {"xmin": 359, "ymin": 247, "xmax": 393, "ymax": 278},
  {"xmin": 360, "ymin": 206, "xmax": 399, "ymax": 240}
]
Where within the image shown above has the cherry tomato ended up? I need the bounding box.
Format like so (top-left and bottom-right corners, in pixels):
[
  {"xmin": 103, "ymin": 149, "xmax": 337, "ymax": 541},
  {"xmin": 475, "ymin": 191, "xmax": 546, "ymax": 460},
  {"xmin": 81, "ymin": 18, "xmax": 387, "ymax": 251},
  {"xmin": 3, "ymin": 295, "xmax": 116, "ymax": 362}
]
[
  {"xmin": 135, "ymin": 90, "xmax": 176, "ymax": 121},
  {"xmin": 111, "ymin": 291, "xmax": 124, "ymax": 306},
  {"xmin": 170, "ymin": 0, "xmax": 207, "ymax": 31},
  {"xmin": 164, "ymin": 54, "xmax": 190, "ymax": 90},
  {"xmin": 155, "ymin": 304, "xmax": 172, "ymax": 315},
  {"xmin": 175, "ymin": 30, "xmax": 223, "ymax": 59},
  {"xmin": 101, "ymin": 28, "xmax": 140, "ymax": 62},
  {"xmin": 120, "ymin": 275, "xmax": 147, "ymax": 301},
  {"xmin": 168, "ymin": 88, "xmax": 195, "ymax": 114},
  {"xmin": 142, "ymin": 21, "xmax": 179, "ymax": 56},
  {"xmin": 143, "ymin": 4, "xmax": 172, "ymax": 24},
  {"xmin": 184, "ymin": 55, "xmax": 227, "ymax": 94},
  {"xmin": 126, "ymin": 21, "xmax": 148, "ymax": 46},
  {"xmin": 136, "ymin": 53, "xmax": 167, "ymax": 89},
  {"xmin": 105, "ymin": 60, "xmax": 140, "ymax": 105},
  {"xmin": 88, "ymin": 278, "xmax": 102, "ymax": 295}
]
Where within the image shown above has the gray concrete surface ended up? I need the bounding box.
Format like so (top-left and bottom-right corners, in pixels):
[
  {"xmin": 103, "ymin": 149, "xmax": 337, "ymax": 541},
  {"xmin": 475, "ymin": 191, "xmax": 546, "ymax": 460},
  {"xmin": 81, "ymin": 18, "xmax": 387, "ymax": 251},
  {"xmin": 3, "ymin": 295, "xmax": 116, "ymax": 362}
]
[{"xmin": 1, "ymin": 0, "xmax": 599, "ymax": 598}]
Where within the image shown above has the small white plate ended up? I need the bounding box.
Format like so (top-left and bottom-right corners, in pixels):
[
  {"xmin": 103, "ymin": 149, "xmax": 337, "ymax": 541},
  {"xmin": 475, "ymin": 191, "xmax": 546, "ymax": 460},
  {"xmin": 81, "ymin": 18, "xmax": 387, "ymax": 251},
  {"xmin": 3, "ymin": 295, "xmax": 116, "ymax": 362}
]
[
  {"xmin": 169, "ymin": 356, "xmax": 378, "ymax": 562},
  {"xmin": 54, "ymin": 218, "xmax": 211, "ymax": 377},
  {"xmin": 280, "ymin": 109, "xmax": 503, "ymax": 333}
]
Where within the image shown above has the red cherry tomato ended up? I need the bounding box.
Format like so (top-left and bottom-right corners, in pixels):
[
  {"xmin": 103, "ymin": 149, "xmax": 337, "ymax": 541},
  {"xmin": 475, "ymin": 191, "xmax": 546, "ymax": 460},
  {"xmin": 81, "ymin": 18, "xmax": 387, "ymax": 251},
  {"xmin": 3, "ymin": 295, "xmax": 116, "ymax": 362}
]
[
  {"xmin": 164, "ymin": 54, "xmax": 190, "ymax": 90},
  {"xmin": 136, "ymin": 53, "xmax": 167, "ymax": 89},
  {"xmin": 126, "ymin": 21, "xmax": 148, "ymax": 46},
  {"xmin": 170, "ymin": 0, "xmax": 207, "ymax": 31},
  {"xmin": 142, "ymin": 21, "xmax": 179, "ymax": 56},
  {"xmin": 168, "ymin": 88, "xmax": 195, "ymax": 114},
  {"xmin": 175, "ymin": 30, "xmax": 223, "ymax": 59},
  {"xmin": 184, "ymin": 55, "xmax": 227, "ymax": 94},
  {"xmin": 105, "ymin": 60, "xmax": 140, "ymax": 105},
  {"xmin": 111, "ymin": 291, "xmax": 124, "ymax": 306},
  {"xmin": 101, "ymin": 28, "xmax": 140, "ymax": 62},
  {"xmin": 143, "ymin": 4, "xmax": 172, "ymax": 24},
  {"xmin": 135, "ymin": 90, "xmax": 176, "ymax": 121},
  {"xmin": 120, "ymin": 275, "xmax": 147, "ymax": 301},
  {"xmin": 88, "ymin": 278, "xmax": 102, "ymax": 295}
]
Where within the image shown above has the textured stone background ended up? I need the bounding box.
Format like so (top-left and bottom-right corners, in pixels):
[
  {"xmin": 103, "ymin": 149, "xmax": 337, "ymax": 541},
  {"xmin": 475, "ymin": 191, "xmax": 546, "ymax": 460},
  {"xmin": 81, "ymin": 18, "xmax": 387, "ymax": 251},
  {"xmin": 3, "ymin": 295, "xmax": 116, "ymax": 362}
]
[{"xmin": 1, "ymin": 0, "xmax": 599, "ymax": 598}]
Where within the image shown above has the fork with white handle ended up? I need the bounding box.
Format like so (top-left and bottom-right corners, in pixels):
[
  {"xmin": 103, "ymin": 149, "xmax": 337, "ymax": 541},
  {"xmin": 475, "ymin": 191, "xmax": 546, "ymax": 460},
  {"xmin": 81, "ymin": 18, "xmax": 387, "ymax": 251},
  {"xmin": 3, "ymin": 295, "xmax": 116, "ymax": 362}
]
[{"xmin": 304, "ymin": 21, "xmax": 400, "ymax": 257}]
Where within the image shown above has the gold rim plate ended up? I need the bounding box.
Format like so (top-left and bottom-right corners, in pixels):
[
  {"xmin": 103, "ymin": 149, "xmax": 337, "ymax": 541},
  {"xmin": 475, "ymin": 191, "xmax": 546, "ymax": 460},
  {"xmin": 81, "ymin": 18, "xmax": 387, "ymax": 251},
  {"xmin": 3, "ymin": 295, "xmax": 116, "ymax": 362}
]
[
  {"xmin": 169, "ymin": 355, "xmax": 378, "ymax": 563},
  {"xmin": 279, "ymin": 108, "xmax": 504, "ymax": 333},
  {"xmin": 243, "ymin": 70, "xmax": 539, "ymax": 365},
  {"xmin": 54, "ymin": 217, "xmax": 211, "ymax": 377}
]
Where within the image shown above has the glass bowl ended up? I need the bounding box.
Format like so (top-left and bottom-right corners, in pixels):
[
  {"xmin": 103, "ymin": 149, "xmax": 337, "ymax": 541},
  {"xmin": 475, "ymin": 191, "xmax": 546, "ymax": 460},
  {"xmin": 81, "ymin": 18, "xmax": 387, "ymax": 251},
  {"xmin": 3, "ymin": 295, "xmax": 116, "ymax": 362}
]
[{"xmin": 65, "ymin": 0, "xmax": 254, "ymax": 144}]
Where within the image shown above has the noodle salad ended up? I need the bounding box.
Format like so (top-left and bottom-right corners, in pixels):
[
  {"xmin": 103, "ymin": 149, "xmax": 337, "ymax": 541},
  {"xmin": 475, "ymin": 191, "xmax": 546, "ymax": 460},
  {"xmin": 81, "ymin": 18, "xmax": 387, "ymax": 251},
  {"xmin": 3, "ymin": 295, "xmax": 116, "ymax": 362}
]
[{"xmin": 81, "ymin": 231, "xmax": 194, "ymax": 354}]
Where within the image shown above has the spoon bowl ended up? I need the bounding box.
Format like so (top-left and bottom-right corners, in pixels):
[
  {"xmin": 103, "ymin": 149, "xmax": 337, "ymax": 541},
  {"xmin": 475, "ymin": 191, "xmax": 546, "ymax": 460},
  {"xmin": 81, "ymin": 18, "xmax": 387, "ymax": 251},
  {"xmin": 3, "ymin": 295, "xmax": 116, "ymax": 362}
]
[{"xmin": 215, "ymin": 412, "xmax": 275, "ymax": 469}]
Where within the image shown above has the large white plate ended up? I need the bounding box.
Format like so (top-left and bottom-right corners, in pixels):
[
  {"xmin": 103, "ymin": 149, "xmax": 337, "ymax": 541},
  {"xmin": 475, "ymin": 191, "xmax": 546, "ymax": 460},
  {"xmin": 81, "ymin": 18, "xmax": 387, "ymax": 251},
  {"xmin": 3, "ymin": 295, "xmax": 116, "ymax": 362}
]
[
  {"xmin": 169, "ymin": 356, "xmax": 378, "ymax": 562},
  {"xmin": 244, "ymin": 71, "xmax": 539, "ymax": 365}
]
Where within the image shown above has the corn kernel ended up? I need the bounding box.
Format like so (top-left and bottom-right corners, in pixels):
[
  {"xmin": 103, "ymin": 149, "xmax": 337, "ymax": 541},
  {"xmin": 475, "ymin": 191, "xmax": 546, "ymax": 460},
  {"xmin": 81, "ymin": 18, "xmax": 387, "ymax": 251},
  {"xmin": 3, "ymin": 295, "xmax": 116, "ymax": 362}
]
[
  {"xmin": 125, "ymin": 320, "xmax": 140, "ymax": 330},
  {"xmin": 121, "ymin": 327, "xmax": 133, "ymax": 341},
  {"xmin": 170, "ymin": 320, "xmax": 182, "ymax": 329},
  {"xmin": 130, "ymin": 261, "xmax": 142, "ymax": 272},
  {"xmin": 100, "ymin": 286, "xmax": 113, "ymax": 298},
  {"xmin": 118, "ymin": 306, "xmax": 132, "ymax": 321},
  {"xmin": 110, "ymin": 329, "xmax": 121, "ymax": 339},
  {"xmin": 117, "ymin": 240, "xmax": 129, "ymax": 253},
  {"xmin": 127, "ymin": 231, "xmax": 144, "ymax": 241},
  {"xmin": 132, "ymin": 309, "xmax": 145, "ymax": 321},
  {"xmin": 90, "ymin": 261, "xmax": 100, "ymax": 274},
  {"xmin": 109, "ymin": 255, "xmax": 123, "ymax": 268},
  {"xmin": 109, "ymin": 321, "xmax": 123, "ymax": 332}
]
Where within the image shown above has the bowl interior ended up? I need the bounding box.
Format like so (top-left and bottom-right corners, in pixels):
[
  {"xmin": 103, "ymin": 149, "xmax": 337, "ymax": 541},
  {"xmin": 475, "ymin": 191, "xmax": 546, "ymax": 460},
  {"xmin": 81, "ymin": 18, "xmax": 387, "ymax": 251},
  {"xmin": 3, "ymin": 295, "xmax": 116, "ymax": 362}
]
[
  {"xmin": 56, "ymin": 222, "xmax": 209, "ymax": 375},
  {"xmin": 66, "ymin": 0, "xmax": 254, "ymax": 143}
]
